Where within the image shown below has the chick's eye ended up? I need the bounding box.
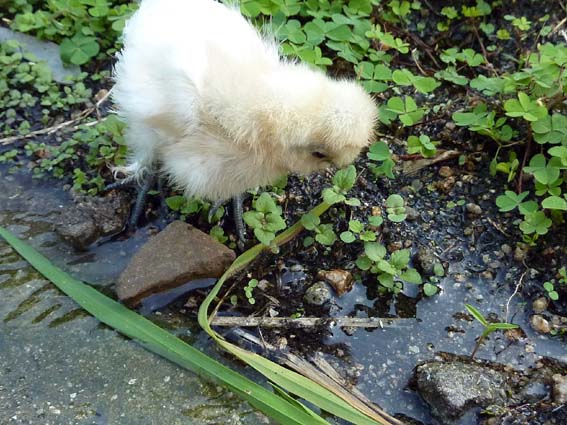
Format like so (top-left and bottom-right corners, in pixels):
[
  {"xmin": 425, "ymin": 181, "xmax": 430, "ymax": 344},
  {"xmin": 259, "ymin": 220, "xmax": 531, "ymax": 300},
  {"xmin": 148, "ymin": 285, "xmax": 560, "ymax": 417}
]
[{"xmin": 311, "ymin": 151, "xmax": 327, "ymax": 159}]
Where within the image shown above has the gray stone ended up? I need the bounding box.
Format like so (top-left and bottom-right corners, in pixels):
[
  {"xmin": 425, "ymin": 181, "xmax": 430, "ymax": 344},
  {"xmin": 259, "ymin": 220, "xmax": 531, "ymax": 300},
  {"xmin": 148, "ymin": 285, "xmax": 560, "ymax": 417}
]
[
  {"xmin": 416, "ymin": 361, "xmax": 510, "ymax": 422},
  {"xmin": 55, "ymin": 191, "xmax": 130, "ymax": 250},
  {"xmin": 304, "ymin": 281, "xmax": 332, "ymax": 306},
  {"xmin": 116, "ymin": 221, "xmax": 235, "ymax": 304},
  {"xmin": 0, "ymin": 27, "xmax": 81, "ymax": 83},
  {"xmin": 415, "ymin": 247, "xmax": 438, "ymax": 276}
]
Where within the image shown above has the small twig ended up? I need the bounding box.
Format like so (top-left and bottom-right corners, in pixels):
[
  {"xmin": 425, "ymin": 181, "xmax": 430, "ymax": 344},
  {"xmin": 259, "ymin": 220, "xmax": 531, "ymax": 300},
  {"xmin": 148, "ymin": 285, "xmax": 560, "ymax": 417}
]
[
  {"xmin": 505, "ymin": 268, "xmax": 528, "ymax": 323},
  {"xmin": 472, "ymin": 23, "xmax": 497, "ymax": 77},
  {"xmin": 561, "ymin": 29, "xmax": 567, "ymax": 44},
  {"xmin": 405, "ymin": 32, "xmax": 440, "ymax": 69},
  {"xmin": 0, "ymin": 87, "xmax": 113, "ymax": 146},
  {"xmin": 400, "ymin": 149, "xmax": 462, "ymax": 175},
  {"xmin": 410, "ymin": 115, "xmax": 450, "ymax": 127},
  {"xmin": 550, "ymin": 17, "xmax": 567, "ymax": 35},
  {"xmin": 411, "ymin": 48, "xmax": 428, "ymax": 76},
  {"xmin": 0, "ymin": 111, "xmax": 90, "ymax": 145},
  {"xmin": 487, "ymin": 217, "xmax": 510, "ymax": 237},
  {"xmin": 210, "ymin": 316, "xmax": 415, "ymax": 328}
]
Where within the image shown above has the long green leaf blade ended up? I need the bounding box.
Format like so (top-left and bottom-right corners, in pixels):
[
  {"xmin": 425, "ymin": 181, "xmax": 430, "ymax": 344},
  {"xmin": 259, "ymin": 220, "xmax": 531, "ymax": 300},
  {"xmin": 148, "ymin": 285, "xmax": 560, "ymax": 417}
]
[{"xmin": 0, "ymin": 226, "xmax": 327, "ymax": 425}]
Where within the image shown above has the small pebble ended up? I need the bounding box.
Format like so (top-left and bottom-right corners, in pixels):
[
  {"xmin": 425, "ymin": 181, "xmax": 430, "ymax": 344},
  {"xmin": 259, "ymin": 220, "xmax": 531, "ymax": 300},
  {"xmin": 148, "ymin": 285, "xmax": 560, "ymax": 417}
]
[
  {"xmin": 405, "ymin": 206, "xmax": 419, "ymax": 221},
  {"xmin": 488, "ymin": 261, "xmax": 501, "ymax": 270},
  {"xmin": 94, "ymin": 88, "xmax": 109, "ymax": 102},
  {"xmin": 466, "ymin": 203, "xmax": 482, "ymax": 215},
  {"xmin": 504, "ymin": 327, "xmax": 523, "ymax": 342},
  {"xmin": 532, "ymin": 297, "xmax": 548, "ymax": 314},
  {"xmin": 514, "ymin": 246, "xmax": 528, "ymax": 262},
  {"xmin": 436, "ymin": 176, "xmax": 456, "ymax": 193},
  {"xmin": 411, "ymin": 179, "xmax": 423, "ymax": 191},
  {"xmin": 408, "ymin": 345, "xmax": 420, "ymax": 354},
  {"xmin": 454, "ymin": 274, "xmax": 466, "ymax": 282},
  {"xmin": 317, "ymin": 269, "xmax": 354, "ymax": 296},
  {"xmin": 415, "ymin": 247, "xmax": 437, "ymax": 276},
  {"xmin": 550, "ymin": 315, "xmax": 561, "ymax": 326},
  {"xmin": 530, "ymin": 315, "xmax": 551, "ymax": 334},
  {"xmin": 501, "ymin": 244, "xmax": 512, "ymax": 255},
  {"xmin": 257, "ymin": 279, "xmax": 270, "ymax": 291},
  {"xmin": 388, "ymin": 241, "xmax": 403, "ymax": 252},
  {"xmin": 438, "ymin": 166, "xmax": 453, "ymax": 178}
]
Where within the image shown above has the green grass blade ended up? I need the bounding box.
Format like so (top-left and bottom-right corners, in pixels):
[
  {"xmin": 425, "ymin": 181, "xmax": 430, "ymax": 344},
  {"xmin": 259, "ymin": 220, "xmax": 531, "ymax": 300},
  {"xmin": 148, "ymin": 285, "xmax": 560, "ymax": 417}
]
[
  {"xmin": 0, "ymin": 226, "xmax": 328, "ymax": 425},
  {"xmin": 198, "ymin": 201, "xmax": 385, "ymax": 425}
]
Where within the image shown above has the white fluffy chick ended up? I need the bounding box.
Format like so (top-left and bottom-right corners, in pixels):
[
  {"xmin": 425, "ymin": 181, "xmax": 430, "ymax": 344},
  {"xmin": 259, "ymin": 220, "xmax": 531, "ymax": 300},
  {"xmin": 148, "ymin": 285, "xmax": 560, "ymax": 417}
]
[{"xmin": 112, "ymin": 0, "xmax": 377, "ymax": 202}]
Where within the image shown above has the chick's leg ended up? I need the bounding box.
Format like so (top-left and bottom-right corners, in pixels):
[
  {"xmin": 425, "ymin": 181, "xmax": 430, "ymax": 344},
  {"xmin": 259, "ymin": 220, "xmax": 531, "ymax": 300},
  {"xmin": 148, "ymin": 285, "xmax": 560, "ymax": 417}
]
[
  {"xmin": 207, "ymin": 195, "xmax": 247, "ymax": 243},
  {"xmin": 103, "ymin": 173, "xmax": 156, "ymax": 229},
  {"xmin": 106, "ymin": 121, "xmax": 162, "ymax": 228},
  {"xmin": 128, "ymin": 174, "xmax": 156, "ymax": 228},
  {"xmin": 232, "ymin": 194, "xmax": 246, "ymax": 243}
]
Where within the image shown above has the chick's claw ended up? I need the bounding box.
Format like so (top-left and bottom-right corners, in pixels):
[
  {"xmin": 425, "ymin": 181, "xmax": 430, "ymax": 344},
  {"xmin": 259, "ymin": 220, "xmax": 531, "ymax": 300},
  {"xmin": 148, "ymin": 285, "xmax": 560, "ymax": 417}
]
[{"xmin": 103, "ymin": 179, "xmax": 135, "ymax": 192}]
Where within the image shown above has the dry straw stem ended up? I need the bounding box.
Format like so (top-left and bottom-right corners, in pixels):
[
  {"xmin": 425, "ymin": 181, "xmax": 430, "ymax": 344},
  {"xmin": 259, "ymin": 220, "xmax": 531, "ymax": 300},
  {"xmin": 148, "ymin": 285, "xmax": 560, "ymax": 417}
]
[{"xmin": 210, "ymin": 316, "xmax": 415, "ymax": 329}]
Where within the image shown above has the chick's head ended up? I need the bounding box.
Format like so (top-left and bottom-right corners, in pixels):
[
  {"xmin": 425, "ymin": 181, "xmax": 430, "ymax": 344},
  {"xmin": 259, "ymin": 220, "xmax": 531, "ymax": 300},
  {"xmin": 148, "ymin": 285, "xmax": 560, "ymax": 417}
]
[{"xmin": 265, "ymin": 67, "xmax": 377, "ymax": 176}]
